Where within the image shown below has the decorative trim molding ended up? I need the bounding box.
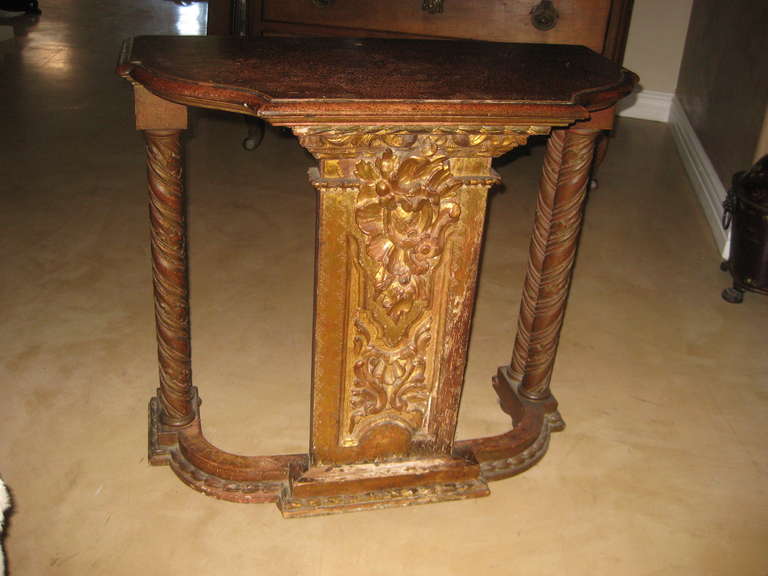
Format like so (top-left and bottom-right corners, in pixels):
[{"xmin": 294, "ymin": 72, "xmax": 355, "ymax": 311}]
[
  {"xmin": 617, "ymin": 89, "xmax": 673, "ymax": 123},
  {"xmin": 668, "ymin": 97, "xmax": 730, "ymax": 258},
  {"xmin": 618, "ymin": 90, "xmax": 730, "ymax": 258}
]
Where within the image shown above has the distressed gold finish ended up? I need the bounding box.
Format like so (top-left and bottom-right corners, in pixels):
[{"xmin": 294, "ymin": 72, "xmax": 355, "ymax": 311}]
[
  {"xmin": 304, "ymin": 126, "xmax": 510, "ymax": 466},
  {"xmin": 294, "ymin": 125, "xmax": 550, "ymax": 160},
  {"xmin": 118, "ymin": 36, "xmax": 637, "ymax": 517},
  {"xmin": 345, "ymin": 148, "xmax": 462, "ymax": 445}
]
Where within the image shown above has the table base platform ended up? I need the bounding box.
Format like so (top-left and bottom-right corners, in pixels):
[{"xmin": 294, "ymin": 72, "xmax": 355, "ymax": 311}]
[{"xmin": 148, "ymin": 368, "xmax": 563, "ymax": 517}]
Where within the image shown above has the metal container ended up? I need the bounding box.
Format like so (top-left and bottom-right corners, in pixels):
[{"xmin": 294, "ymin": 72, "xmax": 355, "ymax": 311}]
[{"xmin": 722, "ymin": 155, "xmax": 768, "ymax": 303}]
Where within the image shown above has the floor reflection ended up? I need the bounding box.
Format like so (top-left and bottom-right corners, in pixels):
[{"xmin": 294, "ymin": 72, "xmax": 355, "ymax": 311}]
[
  {"xmin": 173, "ymin": 1, "xmax": 207, "ymax": 35},
  {"xmin": 0, "ymin": 0, "xmax": 208, "ymax": 104},
  {"xmin": 0, "ymin": 8, "xmax": 40, "ymax": 38}
]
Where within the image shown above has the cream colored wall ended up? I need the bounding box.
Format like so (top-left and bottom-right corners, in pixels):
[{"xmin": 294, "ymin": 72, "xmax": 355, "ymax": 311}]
[{"xmin": 622, "ymin": 0, "xmax": 694, "ymax": 93}]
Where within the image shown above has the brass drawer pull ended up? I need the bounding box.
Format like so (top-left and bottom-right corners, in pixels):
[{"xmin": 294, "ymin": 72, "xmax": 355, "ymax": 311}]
[
  {"xmin": 531, "ymin": 0, "xmax": 559, "ymax": 31},
  {"xmin": 422, "ymin": 0, "xmax": 444, "ymax": 14},
  {"xmin": 312, "ymin": 0, "xmax": 333, "ymax": 7}
]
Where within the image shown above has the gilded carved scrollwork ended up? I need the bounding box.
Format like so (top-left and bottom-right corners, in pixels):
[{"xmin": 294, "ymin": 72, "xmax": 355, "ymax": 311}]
[
  {"xmin": 353, "ymin": 149, "xmax": 461, "ymax": 345},
  {"xmin": 295, "ymin": 125, "xmax": 550, "ymax": 159},
  {"xmin": 302, "ymin": 125, "xmax": 535, "ymax": 451},
  {"xmin": 349, "ymin": 318, "xmax": 432, "ymax": 439},
  {"xmin": 344, "ymin": 149, "xmax": 462, "ymax": 442}
]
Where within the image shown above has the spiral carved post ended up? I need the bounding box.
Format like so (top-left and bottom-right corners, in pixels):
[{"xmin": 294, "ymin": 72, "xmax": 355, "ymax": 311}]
[
  {"xmin": 144, "ymin": 129, "xmax": 195, "ymax": 426},
  {"xmin": 509, "ymin": 129, "xmax": 565, "ymax": 382},
  {"xmin": 510, "ymin": 127, "xmax": 600, "ymax": 400}
]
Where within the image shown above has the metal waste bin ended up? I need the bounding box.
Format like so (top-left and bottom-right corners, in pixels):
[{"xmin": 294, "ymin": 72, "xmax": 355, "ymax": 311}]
[{"xmin": 721, "ymin": 155, "xmax": 768, "ymax": 303}]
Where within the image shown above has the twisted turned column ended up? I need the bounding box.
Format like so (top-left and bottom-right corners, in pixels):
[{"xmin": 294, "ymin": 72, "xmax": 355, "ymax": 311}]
[
  {"xmin": 144, "ymin": 129, "xmax": 195, "ymax": 426},
  {"xmin": 509, "ymin": 129, "xmax": 566, "ymax": 381},
  {"xmin": 510, "ymin": 127, "xmax": 600, "ymax": 400}
]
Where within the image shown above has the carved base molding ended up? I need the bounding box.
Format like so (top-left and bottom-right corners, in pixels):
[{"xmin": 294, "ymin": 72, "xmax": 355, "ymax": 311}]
[
  {"xmin": 147, "ymin": 374, "xmax": 563, "ymax": 516},
  {"xmin": 279, "ymin": 478, "xmax": 490, "ymax": 518},
  {"xmin": 149, "ymin": 391, "xmax": 305, "ymax": 504},
  {"xmin": 141, "ymin": 119, "xmax": 585, "ymax": 517},
  {"xmin": 455, "ymin": 367, "xmax": 565, "ymax": 482},
  {"xmin": 279, "ymin": 457, "xmax": 489, "ymax": 517}
]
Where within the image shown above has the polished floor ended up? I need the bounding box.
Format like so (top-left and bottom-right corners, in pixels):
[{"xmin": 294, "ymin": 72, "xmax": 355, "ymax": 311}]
[{"xmin": 1, "ymin": 1, "xmax": 767, "ymax": 575}]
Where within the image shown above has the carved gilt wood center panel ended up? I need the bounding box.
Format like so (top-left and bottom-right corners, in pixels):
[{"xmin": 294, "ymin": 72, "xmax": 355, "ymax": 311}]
[
  {"xmin": 344, "ymin": 148, "xmax": 461, "ymax": 446},
  {"xmin": 299, "ymin": 126, "xmax": 546, "ymax": 464}
]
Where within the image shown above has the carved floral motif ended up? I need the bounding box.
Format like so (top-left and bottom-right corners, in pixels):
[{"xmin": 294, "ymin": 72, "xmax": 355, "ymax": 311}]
[
  {"xmin": 348, "ymin": 320, "xmax": 431, "ymax": 436},
  {"xmin": 344, "ymin": 148, "xmax": 462, "ymax": 442},
  {"xmin": 354, "ymin": 148, "xmax": 461, "ymax": 345}
]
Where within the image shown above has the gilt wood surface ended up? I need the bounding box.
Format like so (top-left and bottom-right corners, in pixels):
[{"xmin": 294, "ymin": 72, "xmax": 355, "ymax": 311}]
[
  {"xmin": 304, "ymin": 129, "xmax": 512, "ymax": 466},
  {"xmin": 118, "ymin": 36, "xmax": 636, "ymax": 517}
]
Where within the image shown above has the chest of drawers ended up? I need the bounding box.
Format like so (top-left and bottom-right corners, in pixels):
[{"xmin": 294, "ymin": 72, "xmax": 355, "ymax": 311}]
[{"xmin": 209, "ymin": 0, "xmax": 633, "ymax": 64}]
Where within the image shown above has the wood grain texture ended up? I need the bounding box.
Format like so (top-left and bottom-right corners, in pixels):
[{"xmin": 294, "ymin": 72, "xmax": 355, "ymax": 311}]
[
  {"xmin": 603, "ymin": 0, "xmax": 634, "ymax": 63},
  {"xmin": 509, "ymin": 128, "xmax": 567, "ymax": 382},
  {"xmin": 225, "ymin": 0, "xmax": 633, "ymax": 185},
  {"xmin": 133, "ymin": 85, "xmax": 187, "ymax": 131},
  {"xmin": 116, "ymin": 36, "xmax": 637, "ymax": 124},
  {"xmin": 145, "ymin": 129, "xmax": 195, "ymax": 426},
  {"xmin": 119, "ymin": 36, "xmax": 637, "ymax": 516},
  {"xmin": 148, "ymin": 392, "xmax": 306, "ymax": 503},
  {"xmin": 512, "ymin": 127, "xmax": 601, "ymax": 399}
]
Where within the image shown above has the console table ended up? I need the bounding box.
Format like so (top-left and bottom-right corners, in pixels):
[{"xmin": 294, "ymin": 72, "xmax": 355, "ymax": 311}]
[{"xmin": 117, "ymin": 36, "xmax": 636, "ymax": 517}]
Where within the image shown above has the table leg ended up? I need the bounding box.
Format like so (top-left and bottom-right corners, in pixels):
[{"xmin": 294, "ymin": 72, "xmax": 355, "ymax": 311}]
[
  {"xmin": 142, "ymin": 126, "xmax": 308, "ymax": 501},
  {"xmin": 510, "ymin": 127, "xmax": 601, "ymax": 399},
  {"xmin": 591, "ymin": 131, "xmax": 610, "ymax": 188},
  {"xmin": 133, "ymin": 93, "xmax": 307, "ymax": 504},
  {"xmin": 144, "ymin": 129, "xmax": 195, "ymax": 427},
  {"xmin": 133, "ymin": 115, "xmax": 603, "ymax": 512}
]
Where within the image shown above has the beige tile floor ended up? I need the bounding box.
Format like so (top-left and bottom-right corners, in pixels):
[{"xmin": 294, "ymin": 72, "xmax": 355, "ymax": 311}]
[{"xmin": 1, "ymin": 1, "xmax": 767, "ymax": 574}]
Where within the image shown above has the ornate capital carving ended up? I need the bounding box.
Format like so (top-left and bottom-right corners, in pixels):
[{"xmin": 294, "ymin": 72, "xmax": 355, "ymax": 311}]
[{"xmin": 294, "ymin": 125, "xmax": 550, "ymax": 160}]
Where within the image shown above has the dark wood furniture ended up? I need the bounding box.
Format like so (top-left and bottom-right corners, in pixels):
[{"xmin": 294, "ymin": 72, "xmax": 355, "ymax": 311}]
[
  {"xmin": 208, "ymin": 0, "xmax": 633, "ymax": 64},
  {"xmin": 0, "ymin": 0, "xmax": 40, "ymax": 14},
  {"xmin": 210, "ymin": 0, "xmax": 633, "ymax": 169},
  {"xmin": 117, "ymin": 35, "xmax": 636, "ymax": 517}
]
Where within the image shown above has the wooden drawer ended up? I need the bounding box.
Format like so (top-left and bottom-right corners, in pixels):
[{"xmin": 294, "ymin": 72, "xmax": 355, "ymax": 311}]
[{"xmin": 260, "ymin": 0, "xmax": 612, "ymax": 53}]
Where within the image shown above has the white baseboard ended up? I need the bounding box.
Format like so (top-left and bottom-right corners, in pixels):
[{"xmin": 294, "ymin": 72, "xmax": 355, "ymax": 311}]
[
  {"xmin": 616, "ymin": 89, "xmax": 729, "ymax": 258},
  {"xmin": 617, "ymin": 89, "xmax": 673, "ymax": 123},
  {"xmin": 668, "ymin": 97, "xmax": 730, "ymax": 258}
]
